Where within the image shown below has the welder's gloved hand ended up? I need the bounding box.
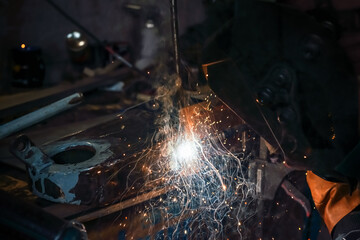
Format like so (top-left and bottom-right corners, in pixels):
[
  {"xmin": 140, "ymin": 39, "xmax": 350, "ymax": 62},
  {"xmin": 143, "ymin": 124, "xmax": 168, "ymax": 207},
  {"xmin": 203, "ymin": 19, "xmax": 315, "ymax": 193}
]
[{"xmin": 307, "ymin": 171, "xmax": 360, "ymax": 238}]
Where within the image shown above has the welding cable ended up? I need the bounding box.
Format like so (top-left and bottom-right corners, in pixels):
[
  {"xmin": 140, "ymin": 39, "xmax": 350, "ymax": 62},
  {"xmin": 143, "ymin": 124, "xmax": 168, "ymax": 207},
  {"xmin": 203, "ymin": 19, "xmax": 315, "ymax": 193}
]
[
  {"xmin": 281, "ymin": 180, "xmax": 312, "ymax": 217},
  {"xmin": 44, "ymin": 0, "xmax": 148, "ymax": 77}
]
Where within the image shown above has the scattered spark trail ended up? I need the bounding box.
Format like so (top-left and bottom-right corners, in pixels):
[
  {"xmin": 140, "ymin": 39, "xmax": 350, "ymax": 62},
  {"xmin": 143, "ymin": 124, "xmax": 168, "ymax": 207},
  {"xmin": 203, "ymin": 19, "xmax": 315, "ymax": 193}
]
[
  {"xmin": 127, "ymin": 74, "xmax": 260, "ymax": 239},
  {"xmin": 109, "ymin": 73, "xmax": 260, "ymax": 239}
]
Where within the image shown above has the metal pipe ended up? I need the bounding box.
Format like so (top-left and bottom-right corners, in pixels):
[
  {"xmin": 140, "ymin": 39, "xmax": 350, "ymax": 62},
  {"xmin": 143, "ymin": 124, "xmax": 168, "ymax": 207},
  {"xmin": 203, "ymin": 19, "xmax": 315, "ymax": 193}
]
[{"xmin": 0, "ymin": 93, "xmax": 83, "ymax": 139}]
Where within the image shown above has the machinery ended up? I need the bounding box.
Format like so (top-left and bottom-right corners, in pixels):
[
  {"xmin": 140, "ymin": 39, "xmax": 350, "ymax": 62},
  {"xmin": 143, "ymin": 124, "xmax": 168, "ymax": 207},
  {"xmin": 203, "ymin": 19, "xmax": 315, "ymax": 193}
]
[
  {"xmin": 200, "ymin": 0, "xmax": 360, "ymax": 238},
  {"xmin": 202, "ymin": 0, "xmax": 359, "ymax": 180}
]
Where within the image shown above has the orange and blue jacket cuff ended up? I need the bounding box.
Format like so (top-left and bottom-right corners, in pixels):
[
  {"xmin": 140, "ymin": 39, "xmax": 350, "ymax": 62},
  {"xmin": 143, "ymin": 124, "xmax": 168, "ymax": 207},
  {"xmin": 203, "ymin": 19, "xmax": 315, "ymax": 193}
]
[{"xmin": 306, "ymin": 171, "xmax": 360, "ymax": 233}]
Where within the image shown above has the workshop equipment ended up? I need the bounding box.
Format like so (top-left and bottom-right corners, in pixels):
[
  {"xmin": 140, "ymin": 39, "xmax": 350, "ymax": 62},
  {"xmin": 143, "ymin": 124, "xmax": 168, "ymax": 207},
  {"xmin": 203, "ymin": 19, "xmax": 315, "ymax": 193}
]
[
  {"xmin": 66, "ymin": 31, "xmax": 90, "ymax": 64},
  {"xmin": 44, "ymin": 0, "xmax": 147, "ymax": 77},
  {"xmin": 198, "ymin": 0, "xmax": 360, "ymax": 238},
  {"xmin": 123, "ymin": 1, "xmax": 162, "ymax": 71},
  {"xmin": 249, "ymin": 160, "xmax": 311, "ymax": 216}
]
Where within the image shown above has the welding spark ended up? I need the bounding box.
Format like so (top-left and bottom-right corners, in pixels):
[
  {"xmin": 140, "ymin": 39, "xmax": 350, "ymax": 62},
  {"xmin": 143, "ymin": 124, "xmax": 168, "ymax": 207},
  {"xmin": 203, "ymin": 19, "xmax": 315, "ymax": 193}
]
[
  {"xmin": 113, "ymin": 73, "xmax": 258, "ymax": 239},
  {"xmin": 169, "ymin": 137, "xmax": 199, "ymax": 172}
]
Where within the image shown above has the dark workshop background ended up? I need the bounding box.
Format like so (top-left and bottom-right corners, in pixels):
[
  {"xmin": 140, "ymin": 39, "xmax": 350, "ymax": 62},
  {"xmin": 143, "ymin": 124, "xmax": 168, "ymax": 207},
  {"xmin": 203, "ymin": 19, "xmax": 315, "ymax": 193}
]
[{"xmin": 0, "ymin": 0, "xmax": 206, "ymax": 91}]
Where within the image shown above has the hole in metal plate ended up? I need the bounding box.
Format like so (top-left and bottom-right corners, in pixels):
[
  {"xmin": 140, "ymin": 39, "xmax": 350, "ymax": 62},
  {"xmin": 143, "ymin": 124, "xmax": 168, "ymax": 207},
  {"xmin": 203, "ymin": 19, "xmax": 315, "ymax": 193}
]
[{"xmin": 51, "ymin": 145, "xmax": 96, "ymax": 164}]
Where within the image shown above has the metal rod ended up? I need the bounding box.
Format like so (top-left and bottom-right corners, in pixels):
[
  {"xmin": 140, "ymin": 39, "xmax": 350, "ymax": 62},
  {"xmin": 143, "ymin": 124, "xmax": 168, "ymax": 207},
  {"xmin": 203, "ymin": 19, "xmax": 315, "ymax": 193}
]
[
  {"xmin": 170, "ymin": 0, "xmax": 181, "ymax": 76},
  {"xmin": 74, "ymin": 186, "xmax": 171, "ymax": 223}
]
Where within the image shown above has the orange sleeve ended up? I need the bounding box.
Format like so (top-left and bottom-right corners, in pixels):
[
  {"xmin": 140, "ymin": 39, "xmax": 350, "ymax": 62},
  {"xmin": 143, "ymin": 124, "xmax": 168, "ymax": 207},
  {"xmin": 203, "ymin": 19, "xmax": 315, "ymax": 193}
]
[{"xmin": 306, "ymin": 171, "xmax": 360, "ymax": 233}]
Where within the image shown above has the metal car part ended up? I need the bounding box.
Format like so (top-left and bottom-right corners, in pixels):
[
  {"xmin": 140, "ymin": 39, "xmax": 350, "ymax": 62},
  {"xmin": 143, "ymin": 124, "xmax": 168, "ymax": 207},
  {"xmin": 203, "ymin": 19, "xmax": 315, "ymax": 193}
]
[
  {"xmin": 10, "ymin": 107, "xmax": 159, "ymax": 205},
  {"xmin": 11, "ymin": 135, "xmax": 113, "ymax": 204}
]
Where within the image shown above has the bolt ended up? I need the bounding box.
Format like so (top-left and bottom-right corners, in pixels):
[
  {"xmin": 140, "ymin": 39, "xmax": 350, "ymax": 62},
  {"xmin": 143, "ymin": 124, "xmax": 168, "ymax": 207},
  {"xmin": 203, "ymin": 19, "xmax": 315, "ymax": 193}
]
[
  {"xmin": 303, "ymin": 35, "xmax": 322, "ymax": 60},
  {"xmin": 273, "ymin": 67, "xmax": 290, "ymax": 86},
  {"xmin": 256, "ymin": 88, "xmax": 274, "ymax": 106},
  {"xmin": 277, "ymin": 107, "xmax": 297, "ymax": 123}
]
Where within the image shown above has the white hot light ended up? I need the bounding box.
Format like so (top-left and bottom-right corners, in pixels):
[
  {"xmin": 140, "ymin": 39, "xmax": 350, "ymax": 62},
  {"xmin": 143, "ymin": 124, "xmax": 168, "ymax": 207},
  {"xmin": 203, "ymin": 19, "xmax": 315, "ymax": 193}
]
[
  {"xmin": 78, "ymin": 40, "xmax": 86, "ymax": 47},
  {"xmin": 73, "ymin": 31, "xmax": 81, "ymax": 39},
  {"xmin": 170, "ymin": 138, "xmax": 199, "ymax": 171}
]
